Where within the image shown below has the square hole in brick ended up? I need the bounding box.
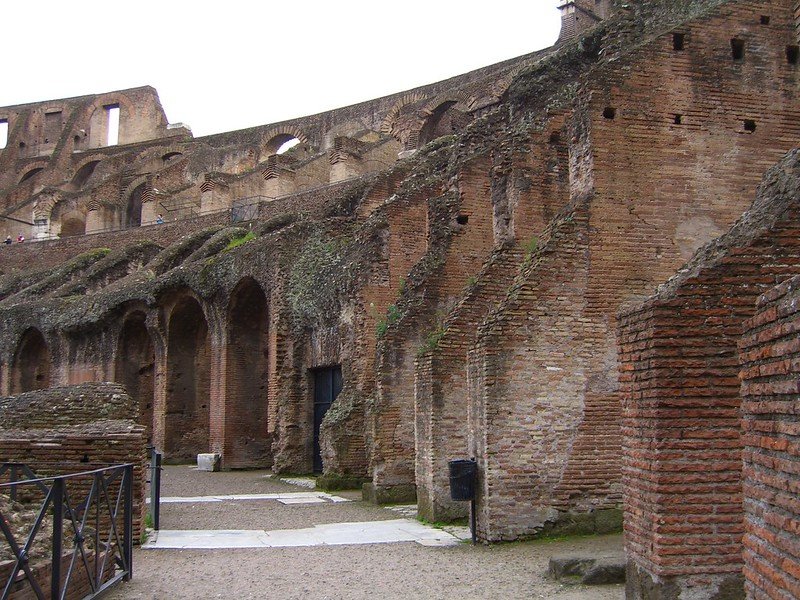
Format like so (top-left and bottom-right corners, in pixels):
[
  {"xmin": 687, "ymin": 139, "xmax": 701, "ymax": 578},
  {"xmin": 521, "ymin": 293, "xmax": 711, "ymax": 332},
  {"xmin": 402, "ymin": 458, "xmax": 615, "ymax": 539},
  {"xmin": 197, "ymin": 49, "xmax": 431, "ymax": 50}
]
[
  {"xmin": 673, "ymin": 33, "xmax": 685, "ymax": 51},
  {"xmin": 731, "ymin": 38, "xmax": 745, "ymax": 60},
  {"xmin": 673, "ymin": 114, "xmax": 683, "ymax": 125},
  {"xmin": 787, "ymin": 45, "xmax": 799, "ymax": 65},
  {"xmin": 760, "ymin": 15, "xmax": 770, "ymax": 25},
  {"xmin": 603, "ymin": 107, "xmax": 616, "ymax": 120},
  {"xmin": 744, "ymin": 119, "xmax": 756, "ymax": 132}
]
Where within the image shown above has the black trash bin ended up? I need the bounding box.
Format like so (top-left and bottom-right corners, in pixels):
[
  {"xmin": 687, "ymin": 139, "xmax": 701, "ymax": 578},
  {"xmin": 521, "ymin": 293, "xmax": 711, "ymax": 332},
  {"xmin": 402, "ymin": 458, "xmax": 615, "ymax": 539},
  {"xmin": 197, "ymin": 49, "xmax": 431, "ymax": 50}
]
[{"xmin": 448, "ymin": 459, "xmax": 477, "ymax": 501}]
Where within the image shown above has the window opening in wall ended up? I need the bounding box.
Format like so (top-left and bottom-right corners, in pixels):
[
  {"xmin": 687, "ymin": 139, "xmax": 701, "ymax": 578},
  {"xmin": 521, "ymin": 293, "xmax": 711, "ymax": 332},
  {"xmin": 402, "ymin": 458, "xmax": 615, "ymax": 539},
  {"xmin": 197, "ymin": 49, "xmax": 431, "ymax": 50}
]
[
  {"xmin": 603, "ymin": 107, "xmax": 616, "ymax": 120},
  {"xmin": 674, "ymin": 114, "xmax": 683, "ymax": 125},
  {"xmin": 105, "ymin": 104, "xmax": 120, "ymax": 146},
  {"xmin": 731, "ymin": 38, "xmax": 745, "ymax": 60},
  {"xmin": 673, "ymin": 33, "xmax": 685, "ymax": 51},
  {"xmin": 760, "ymin": 15, "xmax": 770, "ymax": 25},
  {"xmin": 786, "ymin": 45, "xmax": 799, "ymax": 64},
  {"xmin": 0, "ymin": 120, "xmax": 7, "ymax": 149},
  {"xmin": 744, "ymin": 119, "xmax": 756, "ymax": 132},
  {"xmin": 276, "ymin": 138, "xmax": 300, "ymax": 154}
]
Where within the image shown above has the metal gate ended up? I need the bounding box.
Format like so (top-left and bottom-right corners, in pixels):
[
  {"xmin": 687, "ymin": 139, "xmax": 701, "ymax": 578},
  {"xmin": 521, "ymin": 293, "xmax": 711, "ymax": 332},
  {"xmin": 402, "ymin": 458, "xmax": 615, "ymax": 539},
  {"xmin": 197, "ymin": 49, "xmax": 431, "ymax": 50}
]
[
  {"xmin": 313, "ymin": 366, "xmax": 343, "ymax": 473},
  {"xmin": 0, "ymin": 463, "xmax": 134, "ymax": 600}
]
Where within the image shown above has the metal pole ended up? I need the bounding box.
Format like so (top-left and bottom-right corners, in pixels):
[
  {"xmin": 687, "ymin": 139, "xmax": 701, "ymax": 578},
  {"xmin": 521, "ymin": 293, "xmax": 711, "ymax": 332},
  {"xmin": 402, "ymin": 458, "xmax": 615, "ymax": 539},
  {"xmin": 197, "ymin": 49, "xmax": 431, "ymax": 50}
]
[
  {"xmin": 123, "ymin": 465, "xmax": 133, "ymax": 582},
  {"xmin": 470, "ymin": 497, "xmax": 477, "ymax": 545},
  {"xmin": 51, "ymin": 479, "xmax": 63, "ymax": 600},
  {"xmin": 149, "ymin": 448, "xmax": 161, "ymax": 531}
]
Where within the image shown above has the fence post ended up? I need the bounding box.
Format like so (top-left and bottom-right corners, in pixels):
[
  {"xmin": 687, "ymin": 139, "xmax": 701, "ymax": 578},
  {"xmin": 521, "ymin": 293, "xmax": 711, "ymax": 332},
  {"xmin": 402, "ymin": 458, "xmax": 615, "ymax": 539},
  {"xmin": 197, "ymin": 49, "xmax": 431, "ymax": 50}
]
[
  {"xmin": 150, "ymin": 449, "xmax": 161, "ymax": 531},
  {"xmin": 51, "ymin": 478, "xmax": 64, "ymax": 600},
  {"xmin": 123, "ymin": 465, "xmax": 133, "ymax": 582}
]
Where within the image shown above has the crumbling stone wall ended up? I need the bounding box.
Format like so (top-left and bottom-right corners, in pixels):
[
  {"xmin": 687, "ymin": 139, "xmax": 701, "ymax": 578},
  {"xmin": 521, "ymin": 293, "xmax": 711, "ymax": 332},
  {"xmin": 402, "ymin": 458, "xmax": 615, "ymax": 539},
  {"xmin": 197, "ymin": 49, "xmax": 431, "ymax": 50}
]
[
  {"xmin": 617, "ymin": 150, "xmax": 800, "ymax": 599},
  {"xmin": 739, "ymin": 275, "xmax": 800, "ymax": 599}
]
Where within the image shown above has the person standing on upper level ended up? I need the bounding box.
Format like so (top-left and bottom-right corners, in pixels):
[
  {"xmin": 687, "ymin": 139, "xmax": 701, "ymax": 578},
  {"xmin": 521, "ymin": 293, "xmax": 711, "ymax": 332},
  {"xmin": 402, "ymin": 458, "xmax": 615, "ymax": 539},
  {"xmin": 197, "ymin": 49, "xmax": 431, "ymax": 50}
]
[{"xmin": 16, "ymin": 234, "xmax": 24, "ymax": 243}]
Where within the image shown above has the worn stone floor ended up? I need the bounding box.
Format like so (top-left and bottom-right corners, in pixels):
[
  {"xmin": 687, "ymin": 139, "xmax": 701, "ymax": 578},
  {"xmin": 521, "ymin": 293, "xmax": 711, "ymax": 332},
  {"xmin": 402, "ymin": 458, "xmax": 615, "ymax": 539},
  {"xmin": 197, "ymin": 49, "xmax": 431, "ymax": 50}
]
[{"xmin": 105, "ymin": 466, "xmax": 625, "ymax": 600}]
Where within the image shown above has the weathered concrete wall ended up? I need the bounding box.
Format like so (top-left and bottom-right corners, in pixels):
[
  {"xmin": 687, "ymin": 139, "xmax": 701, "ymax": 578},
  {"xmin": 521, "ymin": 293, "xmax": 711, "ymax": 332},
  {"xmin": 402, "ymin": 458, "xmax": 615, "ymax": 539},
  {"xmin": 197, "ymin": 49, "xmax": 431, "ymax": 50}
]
[
  {"xmin": 617, "ymin": 150, "xmax": 800, "ymax": 599},
  {"xmin": 739, "ymin": 275, "xmax": 800, "ymax": 599}
]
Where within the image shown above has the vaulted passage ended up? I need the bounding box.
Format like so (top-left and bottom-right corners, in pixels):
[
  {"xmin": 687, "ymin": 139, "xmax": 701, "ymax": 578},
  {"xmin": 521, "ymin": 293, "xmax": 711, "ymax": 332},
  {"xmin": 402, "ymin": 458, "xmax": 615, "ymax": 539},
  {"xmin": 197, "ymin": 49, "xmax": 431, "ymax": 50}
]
[
  {"xmin": 125, "ymin": 184, "xmax": 145, "ymax": 228},
  {"xmin": 11, "ymin": 328, "xmax": 51, "ymax": 394},
  {"xmin": 165, "ymin": 297, "xmax": 211, "ymax": 461},
  {"xmin": 225, "ymin": 279, "xmax": 270, "ymax": 468},
  {"xmin": 116, "ymin": 312, "xmax": 155, "ymax": 442}
]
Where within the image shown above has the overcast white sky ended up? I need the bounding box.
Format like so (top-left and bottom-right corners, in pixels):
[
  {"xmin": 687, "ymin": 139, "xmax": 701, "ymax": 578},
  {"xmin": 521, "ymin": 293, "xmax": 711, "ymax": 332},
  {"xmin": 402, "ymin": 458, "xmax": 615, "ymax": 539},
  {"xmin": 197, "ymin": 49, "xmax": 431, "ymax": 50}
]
[{"xmin": 0, "ymin": 1, "xmax": 561, "ymax": 137}]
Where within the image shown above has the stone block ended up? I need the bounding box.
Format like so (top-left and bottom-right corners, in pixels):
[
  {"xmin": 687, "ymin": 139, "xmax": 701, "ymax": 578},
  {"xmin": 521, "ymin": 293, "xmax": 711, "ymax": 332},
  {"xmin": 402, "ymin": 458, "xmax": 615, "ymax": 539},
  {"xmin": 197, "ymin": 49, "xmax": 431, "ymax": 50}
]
[{"xmin": 197, "ymin": 453, "xmax": 220, "ymax": 472}]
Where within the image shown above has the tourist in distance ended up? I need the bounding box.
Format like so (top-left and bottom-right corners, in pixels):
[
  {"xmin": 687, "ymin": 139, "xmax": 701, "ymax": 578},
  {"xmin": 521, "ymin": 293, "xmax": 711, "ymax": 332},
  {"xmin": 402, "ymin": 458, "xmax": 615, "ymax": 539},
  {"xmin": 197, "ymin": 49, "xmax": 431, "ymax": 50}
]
[
  {"xmin": 3, "ymin": 235, "xmax": 11, "ymax": 245},
  {"xmin": 16, "ymin": 233, "xmax": 24, "ymax": 243},
  {"xmin": 156, "ymin": 214, "xmax": 164, "ymax": 224}
]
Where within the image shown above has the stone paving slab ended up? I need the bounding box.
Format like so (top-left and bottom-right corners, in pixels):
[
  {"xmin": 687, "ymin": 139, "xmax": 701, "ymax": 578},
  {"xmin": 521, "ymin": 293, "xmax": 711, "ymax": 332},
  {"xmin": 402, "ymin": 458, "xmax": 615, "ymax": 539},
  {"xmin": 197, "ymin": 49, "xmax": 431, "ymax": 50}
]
[
  {"xmin": 143, "ymin": 518, "xmax": 462, "ymax": 549},
  {"xmin": 148, "ymin": 491, "xmax": 349, "ymax": 504}
]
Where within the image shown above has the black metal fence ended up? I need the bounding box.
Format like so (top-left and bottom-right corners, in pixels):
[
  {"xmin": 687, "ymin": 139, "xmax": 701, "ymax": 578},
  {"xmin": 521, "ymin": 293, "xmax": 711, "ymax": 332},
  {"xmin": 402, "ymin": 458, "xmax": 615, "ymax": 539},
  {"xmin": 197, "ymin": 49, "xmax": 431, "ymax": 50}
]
[{"xmin": 0, "ymin": 463, "xmax": 134, "ymax": 600}]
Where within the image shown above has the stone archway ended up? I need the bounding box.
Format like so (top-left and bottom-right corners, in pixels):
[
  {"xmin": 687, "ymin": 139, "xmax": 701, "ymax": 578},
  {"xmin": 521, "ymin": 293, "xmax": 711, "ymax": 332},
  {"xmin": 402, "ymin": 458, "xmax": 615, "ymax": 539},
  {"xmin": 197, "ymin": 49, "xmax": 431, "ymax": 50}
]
[
  {"xmin": 116, "ymin": 312, "xmax": 155, "ymax": 442},
  {"xmin": 224, "ymin": 278, "xmax": 270, "ymax": 468},
  {"xmin": 165, "ymin": 296, "xmax": 211, "ymax": 461},
  {"xmin": 11, "ymin": 328, "xmax": 51, "ymax": 394}
]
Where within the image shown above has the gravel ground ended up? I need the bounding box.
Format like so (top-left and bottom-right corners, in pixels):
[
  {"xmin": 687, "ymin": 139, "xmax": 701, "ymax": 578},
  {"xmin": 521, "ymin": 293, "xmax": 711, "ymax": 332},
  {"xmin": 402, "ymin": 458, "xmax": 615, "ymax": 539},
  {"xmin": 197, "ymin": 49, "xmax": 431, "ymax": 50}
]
[{"xmin": 105, "ymin": 466, "xmax": 624, "ymax": 600}]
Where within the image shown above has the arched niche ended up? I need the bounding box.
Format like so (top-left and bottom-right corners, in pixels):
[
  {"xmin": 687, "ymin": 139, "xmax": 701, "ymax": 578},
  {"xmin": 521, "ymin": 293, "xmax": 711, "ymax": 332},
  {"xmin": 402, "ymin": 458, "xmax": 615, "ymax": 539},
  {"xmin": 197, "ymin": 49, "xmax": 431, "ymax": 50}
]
[
  {"xmin": 125, "ymin": 183, "xmax": 145, "ymax": 228},
  {"xmin": 19, "ymin": 167, "xmax": 44, "ymax": 184},
  {"xmin": 225, "ymin": 278, "xmax": 270, "ymax": 468},
  {"xmin": 165, "ymin": 296, "xmax": 211, "ymax": 461},
  {"xmin": 417, "ymin": 101, "xmax": 469, "ymax": 147},
  {"xmin": 11, "ymin": 328, "xmax": 51, "ymax": 394},
  {"xmin": 51, "ymin": 199, "xmax": 86, "ymax": 238},
  {"xmin": 70, "ymin": 160, "xmax": 101, "ymax": 190},
  {"xmin": 116, "ymin": 312, "xmax": 155, "ymax": 442}
]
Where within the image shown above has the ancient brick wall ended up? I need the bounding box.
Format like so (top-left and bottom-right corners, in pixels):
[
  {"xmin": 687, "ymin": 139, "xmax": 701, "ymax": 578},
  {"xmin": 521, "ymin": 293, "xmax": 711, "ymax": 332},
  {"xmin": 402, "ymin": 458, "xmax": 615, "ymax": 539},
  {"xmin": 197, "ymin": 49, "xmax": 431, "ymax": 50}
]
[
  {"xmin": 0, "ymin": 382, "xmax": 147, "ymax": 540},
  {"xmin": 739, "ymin": 275, "xmax": 800, "ymax": 599},
  {"xmin": 617, "ymin": 150, "xmax": 800, "ymax": 598},
  {"xmin": 0, "ymin": 178, "xmax": 357, "ymax": 273},
  {"xmin": 368, "ymin": 157, "xmax": 495, "ymax": 503},
  {"xmin": 414, "ymin": 119, "xmax": 571, "ymax": 523}
]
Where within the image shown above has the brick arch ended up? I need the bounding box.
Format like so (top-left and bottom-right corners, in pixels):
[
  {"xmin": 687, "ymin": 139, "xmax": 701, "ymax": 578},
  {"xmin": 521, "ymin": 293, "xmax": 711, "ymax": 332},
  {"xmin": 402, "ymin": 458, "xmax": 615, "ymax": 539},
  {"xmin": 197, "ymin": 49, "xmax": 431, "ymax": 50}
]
[
  {"xmin": 11, "ymin": 327, "xmax": 51, "ymax": 394},
  {"xmin": 161, "ymin": 289, "xmax": 212, "ymax": 461},
  {"xmin": 121, "ymin": 175, "xmax": 153, "ymax": 228},
  {"xmin": 115, "ymin": 310, "xmax": 156, "ymax": 442},
  {"xmin": 380, "ymin": 93, "xmax": 429, "ymax": 142},
  {"xmin": 49, "ymin": 196, "xmax": 87, "ymax": 237},
  {"xmin": 132, "ymin": 144, "xmax": 185, "ymax": 164},
  {"xmin": 17, "ymin": 162, "xmax": 48, "ymax": 184},
  {"xmin": 260, "ymin": 127, "xmax": 310, "ymax": 156},
  {"xmin": 68, "ymin": 154, "xmax": 106, "ymax": 190},
  {"xmin": 223, "ymin": 277, "xmax": 271, "ymax": 468},
  {"xmin": 86, "ymin": 92, "xmax": 137, "ymax": 122},
  {"xmin": 415, "ymin": 97, "xmax": 474, "ymax": 148}
]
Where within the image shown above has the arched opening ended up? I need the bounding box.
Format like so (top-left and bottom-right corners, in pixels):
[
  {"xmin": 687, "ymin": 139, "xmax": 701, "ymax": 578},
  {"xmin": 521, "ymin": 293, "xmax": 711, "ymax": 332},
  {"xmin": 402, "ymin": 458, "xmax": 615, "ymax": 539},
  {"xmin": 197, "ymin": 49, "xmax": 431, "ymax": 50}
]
[
  {"xmin": 59, "ymin": 210, "xmax": 86, "ymax": 237},
  {"xmin": 417, "ymin": 102, "xmax": 469, "ymax": 147},
  {"xmin": 70, "ymin": 160, "xmax": 100, "ymax": 190},
  {"xmin": 161, "ymin": 151, "xmax": 183, "ymax": 163},
  {"xmin": 116, "ymin": 313, "xmax": 155, "ymax": 442},
  {"xmin": 225, "ymin": 278, "xmax": 270, "ymax": 468},
  {"xmin": 19, "ymin": 167, "xmax": 44, "ymax": 184},
  {"xmin": 125, "ymin": 183, "xmax": 145, "ymax": 228},
  {"xmin": 165, "ymin": 296, "xmax": 211, "ymax": 461},
  {"xmin": 265, "ymin": 134, "xmax": 301, "ymax": 156},
  {"xmin": 11, "ymin": 328, "xmax": 51, "ymax": 394}
]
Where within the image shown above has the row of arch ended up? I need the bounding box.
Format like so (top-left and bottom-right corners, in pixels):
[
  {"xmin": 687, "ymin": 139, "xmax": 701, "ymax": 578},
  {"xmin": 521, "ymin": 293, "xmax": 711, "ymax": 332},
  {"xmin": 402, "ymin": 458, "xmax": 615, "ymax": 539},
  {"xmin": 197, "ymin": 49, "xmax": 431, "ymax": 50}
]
[{"xmin": 6, "ymin": 277, "xmax": 271, "ymax": 469}]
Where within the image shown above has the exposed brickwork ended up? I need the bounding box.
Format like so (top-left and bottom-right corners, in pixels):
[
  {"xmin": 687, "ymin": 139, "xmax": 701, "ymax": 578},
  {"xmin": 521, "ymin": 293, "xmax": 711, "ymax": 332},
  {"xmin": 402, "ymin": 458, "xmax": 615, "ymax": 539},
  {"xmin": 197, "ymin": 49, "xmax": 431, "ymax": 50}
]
[
  {"xmin": 740, "ymin": 275, "xmax": 800, "ymax": 599},
  {"xmin": 617, "ymin": 150, "xmax": 800, "ymax": 598},
  {"xmin": 0, "ymin": 383, "xmax": 147, "ymax": 541}
]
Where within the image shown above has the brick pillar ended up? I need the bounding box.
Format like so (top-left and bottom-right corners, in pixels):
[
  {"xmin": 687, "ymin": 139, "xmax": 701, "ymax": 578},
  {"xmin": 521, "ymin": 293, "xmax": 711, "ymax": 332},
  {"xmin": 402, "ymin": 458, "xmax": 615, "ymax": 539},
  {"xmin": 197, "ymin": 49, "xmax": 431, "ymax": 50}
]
[{"xmin": 740, "ymin": 276, "xmax": 800, "ymax": 599}]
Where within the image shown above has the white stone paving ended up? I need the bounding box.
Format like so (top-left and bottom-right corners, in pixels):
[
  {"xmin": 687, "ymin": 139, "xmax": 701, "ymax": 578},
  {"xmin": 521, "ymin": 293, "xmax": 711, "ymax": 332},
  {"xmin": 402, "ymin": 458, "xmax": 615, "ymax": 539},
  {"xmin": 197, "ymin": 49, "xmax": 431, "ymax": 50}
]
[
  {"xmin": 143, "ymin": 519, "xmax": 462, "ymax": 549},
  {"xmin": 146, "ymin": 491, "xmax": 349, "ymax": 505}
]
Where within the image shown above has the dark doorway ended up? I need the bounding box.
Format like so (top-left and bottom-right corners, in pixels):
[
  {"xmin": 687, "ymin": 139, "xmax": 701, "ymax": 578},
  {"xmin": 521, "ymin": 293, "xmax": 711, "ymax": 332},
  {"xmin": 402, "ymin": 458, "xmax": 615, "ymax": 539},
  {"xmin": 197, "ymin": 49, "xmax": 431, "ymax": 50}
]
[{"xmin": 313, "ymin": 365, "xmax": 342, "ymax": 473}]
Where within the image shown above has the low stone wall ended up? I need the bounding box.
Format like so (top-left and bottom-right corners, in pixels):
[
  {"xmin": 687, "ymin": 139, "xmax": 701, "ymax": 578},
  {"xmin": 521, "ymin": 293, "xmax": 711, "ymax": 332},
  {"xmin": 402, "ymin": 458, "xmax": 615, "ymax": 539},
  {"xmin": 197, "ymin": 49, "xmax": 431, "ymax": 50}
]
[{"xmin": 739, "ymin": 275, "xmax": 800, "ymax": 599}]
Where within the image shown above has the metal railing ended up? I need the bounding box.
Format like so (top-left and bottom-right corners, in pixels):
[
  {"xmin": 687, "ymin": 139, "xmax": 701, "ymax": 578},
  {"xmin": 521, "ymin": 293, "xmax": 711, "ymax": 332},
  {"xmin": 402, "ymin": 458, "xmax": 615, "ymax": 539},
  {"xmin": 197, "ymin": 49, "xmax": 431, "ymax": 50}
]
[{"xmin": 0, "ymin": 463, "xmax": 134, "ymax": 600}]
